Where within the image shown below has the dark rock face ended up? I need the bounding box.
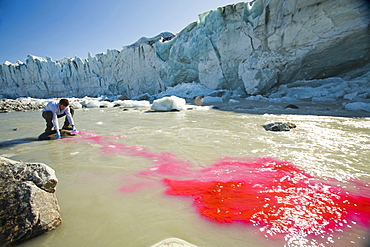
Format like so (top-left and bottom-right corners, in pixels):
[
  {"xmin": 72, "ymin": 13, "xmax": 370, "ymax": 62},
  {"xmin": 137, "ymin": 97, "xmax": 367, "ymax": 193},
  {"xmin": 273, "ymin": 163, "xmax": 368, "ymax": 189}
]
[
  {"xmin": 263, "ymin": 122, "xmax": 297, "ymax": 131},
  {"xmin": 0, "ymin": 157, "xmax": 61, "ymax": 246}
]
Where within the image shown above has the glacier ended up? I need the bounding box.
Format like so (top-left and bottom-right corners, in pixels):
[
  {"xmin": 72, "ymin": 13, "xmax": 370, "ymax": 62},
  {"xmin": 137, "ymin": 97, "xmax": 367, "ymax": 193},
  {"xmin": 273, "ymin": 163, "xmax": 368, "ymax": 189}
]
[{"xmin": 0, "ymin": 0, "xmax": 369, "ymax": 106}]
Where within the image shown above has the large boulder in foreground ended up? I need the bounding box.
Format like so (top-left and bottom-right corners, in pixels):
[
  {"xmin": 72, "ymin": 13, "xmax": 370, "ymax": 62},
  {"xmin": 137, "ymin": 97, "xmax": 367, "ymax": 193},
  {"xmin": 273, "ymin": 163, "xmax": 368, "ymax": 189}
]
[{"xmin": 0, "ymin": 157, "xmax": 61, "ymax": 246}]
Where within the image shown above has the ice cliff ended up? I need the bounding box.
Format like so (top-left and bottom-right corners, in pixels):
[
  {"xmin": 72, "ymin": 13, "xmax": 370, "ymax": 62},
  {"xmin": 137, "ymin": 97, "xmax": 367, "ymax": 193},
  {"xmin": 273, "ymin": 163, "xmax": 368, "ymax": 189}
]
[{"xmin": 0, "ymin": 0, "xmax": 369, "ymax": 99}]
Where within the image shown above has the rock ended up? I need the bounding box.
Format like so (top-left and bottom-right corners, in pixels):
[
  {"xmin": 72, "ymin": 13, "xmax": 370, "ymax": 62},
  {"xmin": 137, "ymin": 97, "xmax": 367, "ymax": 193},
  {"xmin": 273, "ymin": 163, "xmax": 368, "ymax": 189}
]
[
  {"xmin": 151, "ymin": 238, "xmax": 197, "ymax": 247},
  {"xmin": 263, "ymin": 122, "xmax": 297, "ymax": 131},
  {"xmin": 0, "ymin": 157, "xmax": 61, "ymax": 246},
  {"xmin": 38, "ymin": 129, "xmax": 76, "ymax": 141},
  {"xmin": 285, "ymin": 104, "xmax": 299, "ymax": 109},
  {"xmin": 137, "ymin": 93, "xmax": 152, "ymax": 101},
  {"xmin": 193, "ymin": 96, "xmax": 204, "ymax": 106},
  {"xmin": 0, "ymin": 99, "xmax": 43, "ymax": 113},
  {"xmin": 118, "ymin": 95, "xmax": 130, "ymax": 101}
]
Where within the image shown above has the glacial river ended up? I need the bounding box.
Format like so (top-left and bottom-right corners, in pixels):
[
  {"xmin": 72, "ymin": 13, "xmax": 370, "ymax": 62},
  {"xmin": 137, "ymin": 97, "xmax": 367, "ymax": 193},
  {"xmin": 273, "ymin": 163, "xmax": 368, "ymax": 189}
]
[{"xmin": 1, "ymin": 105, "xmax": 370, "ymax": 247}]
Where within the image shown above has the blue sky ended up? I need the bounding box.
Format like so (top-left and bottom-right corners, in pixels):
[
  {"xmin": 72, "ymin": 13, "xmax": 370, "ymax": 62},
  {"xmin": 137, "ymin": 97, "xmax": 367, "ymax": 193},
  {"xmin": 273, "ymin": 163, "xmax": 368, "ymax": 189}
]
[{"xmin": 0, "ymin": 0, "xmax": 239, "ymax": 63}]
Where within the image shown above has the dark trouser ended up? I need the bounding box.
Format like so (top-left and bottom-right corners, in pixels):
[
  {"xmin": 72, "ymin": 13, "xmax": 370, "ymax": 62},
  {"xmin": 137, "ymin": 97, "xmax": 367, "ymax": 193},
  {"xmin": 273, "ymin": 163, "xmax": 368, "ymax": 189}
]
[{"xmin": 42, "ymin": 107, "xmax": 74, "ymax": 133}]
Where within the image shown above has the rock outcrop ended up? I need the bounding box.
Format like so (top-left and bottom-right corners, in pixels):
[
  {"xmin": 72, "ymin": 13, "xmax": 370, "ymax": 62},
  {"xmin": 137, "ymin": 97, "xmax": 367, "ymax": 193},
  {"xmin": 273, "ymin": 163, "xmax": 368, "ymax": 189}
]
[
  {"xmin": 0, "ymin": 0, "xmax": 369, "ymax": 99},
  {"xmin": 0, "ymin": 157, "xmax": 61, "ymax": 246},
  {"xmin": 38, "ymin": 129, "xmax": 77, "ymax": 140}
]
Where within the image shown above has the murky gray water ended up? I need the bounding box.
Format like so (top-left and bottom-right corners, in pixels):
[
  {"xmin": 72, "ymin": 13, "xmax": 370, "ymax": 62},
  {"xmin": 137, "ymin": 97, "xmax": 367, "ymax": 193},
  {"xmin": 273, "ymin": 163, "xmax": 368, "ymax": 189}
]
[{"xmin": 1, "ymin": 106, "xmax": 370, "ymax": 247}]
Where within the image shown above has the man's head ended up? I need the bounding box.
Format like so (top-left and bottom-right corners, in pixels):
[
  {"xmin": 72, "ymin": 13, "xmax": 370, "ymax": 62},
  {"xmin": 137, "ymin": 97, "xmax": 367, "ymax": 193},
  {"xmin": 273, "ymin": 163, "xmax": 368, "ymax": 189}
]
[{"xmin": 59, "ymin": 98, "xmax": 69, "ymax": 110}]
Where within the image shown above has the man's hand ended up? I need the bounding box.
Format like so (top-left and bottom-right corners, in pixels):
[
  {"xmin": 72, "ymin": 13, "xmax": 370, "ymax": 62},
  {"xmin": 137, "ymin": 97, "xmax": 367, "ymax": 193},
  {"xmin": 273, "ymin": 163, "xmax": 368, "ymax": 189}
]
[{"xmin": 56, "ymin": 131, "xmax": 61, "ymax": 139}]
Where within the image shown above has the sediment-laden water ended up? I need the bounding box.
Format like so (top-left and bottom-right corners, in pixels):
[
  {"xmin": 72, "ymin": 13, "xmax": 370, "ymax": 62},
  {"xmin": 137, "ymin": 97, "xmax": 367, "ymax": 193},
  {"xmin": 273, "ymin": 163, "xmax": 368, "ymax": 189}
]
[{"xmin": 1, "ymin": 105, "xmax": 370, "ymax": 247}]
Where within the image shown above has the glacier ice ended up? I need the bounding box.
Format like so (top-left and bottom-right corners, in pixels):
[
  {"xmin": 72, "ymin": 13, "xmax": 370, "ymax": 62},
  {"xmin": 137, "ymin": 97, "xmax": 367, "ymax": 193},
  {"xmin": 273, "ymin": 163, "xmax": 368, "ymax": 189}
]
[
  {"xmin": 0, "ymin": 0, "xmax": 369, "ymax": 109},
  {"xmin": 150, "ymin": 96, "xmax": 187, "ymax": 112},
  {"xmin": 250, "ymin": 74, "xmax": 370, "ymax": 102},
  {"xmin": 70, "ymin": 101, "xmax": 83, "ymax": 109},
  {"xmin": 8, "ymin": 75, "xmax": 370, "ymax": 113},
  {"xmin": 203, "ymin": 96, "xmax": 224, "ymax": 103},
  {"xmin": 154, "ymin": 82, "xmax": 213, "ymax": 100},
  {"xmin": 345, "ymin": 102, "xmax": 370, "ymax": 112},
  {"xmin": 114, "ymin": 100, "xmax": 151, "ymax": 108}
]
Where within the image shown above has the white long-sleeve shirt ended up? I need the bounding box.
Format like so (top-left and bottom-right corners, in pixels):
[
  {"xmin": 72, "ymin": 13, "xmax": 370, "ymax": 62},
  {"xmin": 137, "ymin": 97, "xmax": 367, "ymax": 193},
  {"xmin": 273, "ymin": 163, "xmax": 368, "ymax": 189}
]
[{"xmin": 42, "ymin": 101, "xmax": 74, "ymax": 130}]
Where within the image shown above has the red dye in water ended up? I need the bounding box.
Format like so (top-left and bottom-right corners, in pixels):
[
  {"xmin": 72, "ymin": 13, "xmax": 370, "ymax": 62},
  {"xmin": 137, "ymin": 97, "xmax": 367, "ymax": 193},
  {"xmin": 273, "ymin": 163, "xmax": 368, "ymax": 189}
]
[
  {"xmin": 163, "ymin": 157, "xmax": 370, "ymax": 236},
  {"xmin": 64, "ymin": 134, "xmax": 370, "ymax": 237}
]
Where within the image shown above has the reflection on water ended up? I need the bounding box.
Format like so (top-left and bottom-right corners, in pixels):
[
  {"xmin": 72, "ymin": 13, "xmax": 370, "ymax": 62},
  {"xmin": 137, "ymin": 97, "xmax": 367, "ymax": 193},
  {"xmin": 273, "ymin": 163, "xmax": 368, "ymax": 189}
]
[{"xmin": 1, "ymin": 107, "xmax": 370, "ymax": 247}]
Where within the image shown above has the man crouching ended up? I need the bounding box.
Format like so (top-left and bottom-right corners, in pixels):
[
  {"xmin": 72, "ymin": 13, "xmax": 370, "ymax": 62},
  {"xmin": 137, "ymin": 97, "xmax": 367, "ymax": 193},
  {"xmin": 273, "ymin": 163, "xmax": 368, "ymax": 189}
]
[{"xmin": 42, "ymin": 98, "xmax": 77, "ymax": 139}]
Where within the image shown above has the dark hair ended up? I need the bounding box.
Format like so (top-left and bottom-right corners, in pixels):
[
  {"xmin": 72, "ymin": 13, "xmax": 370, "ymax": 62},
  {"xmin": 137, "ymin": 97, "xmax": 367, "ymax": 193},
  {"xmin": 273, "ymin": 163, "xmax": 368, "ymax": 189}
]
[{"xmin": 59, "ymin": 98, "xmax": 70, "ymax": 107}]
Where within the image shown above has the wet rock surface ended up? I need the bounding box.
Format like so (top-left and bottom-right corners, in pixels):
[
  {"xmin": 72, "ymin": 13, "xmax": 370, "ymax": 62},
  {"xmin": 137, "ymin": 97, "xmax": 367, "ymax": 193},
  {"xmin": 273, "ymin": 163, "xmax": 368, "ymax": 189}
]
[
  {"xmin": 263, "ymin": 122, "xmax": 297, "ymax": 131},
  {"xmin": 0, "ymin": 157, "xmax": 61, "ymax": 246},
  {"xmin": 38, "ymin": 129, "xmax": 76, "ymax": 141}
]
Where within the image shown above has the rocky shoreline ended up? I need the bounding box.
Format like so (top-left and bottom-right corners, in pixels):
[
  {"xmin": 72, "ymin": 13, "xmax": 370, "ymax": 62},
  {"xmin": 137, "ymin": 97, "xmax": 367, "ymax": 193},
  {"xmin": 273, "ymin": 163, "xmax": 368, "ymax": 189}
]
[
  {"xmin": 1, "ymin": 97, "xmax": 370, "ymax": 118},
  {"xmin": 0, "ymin": 99, "xmax": 44, "ymax": 113}
]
